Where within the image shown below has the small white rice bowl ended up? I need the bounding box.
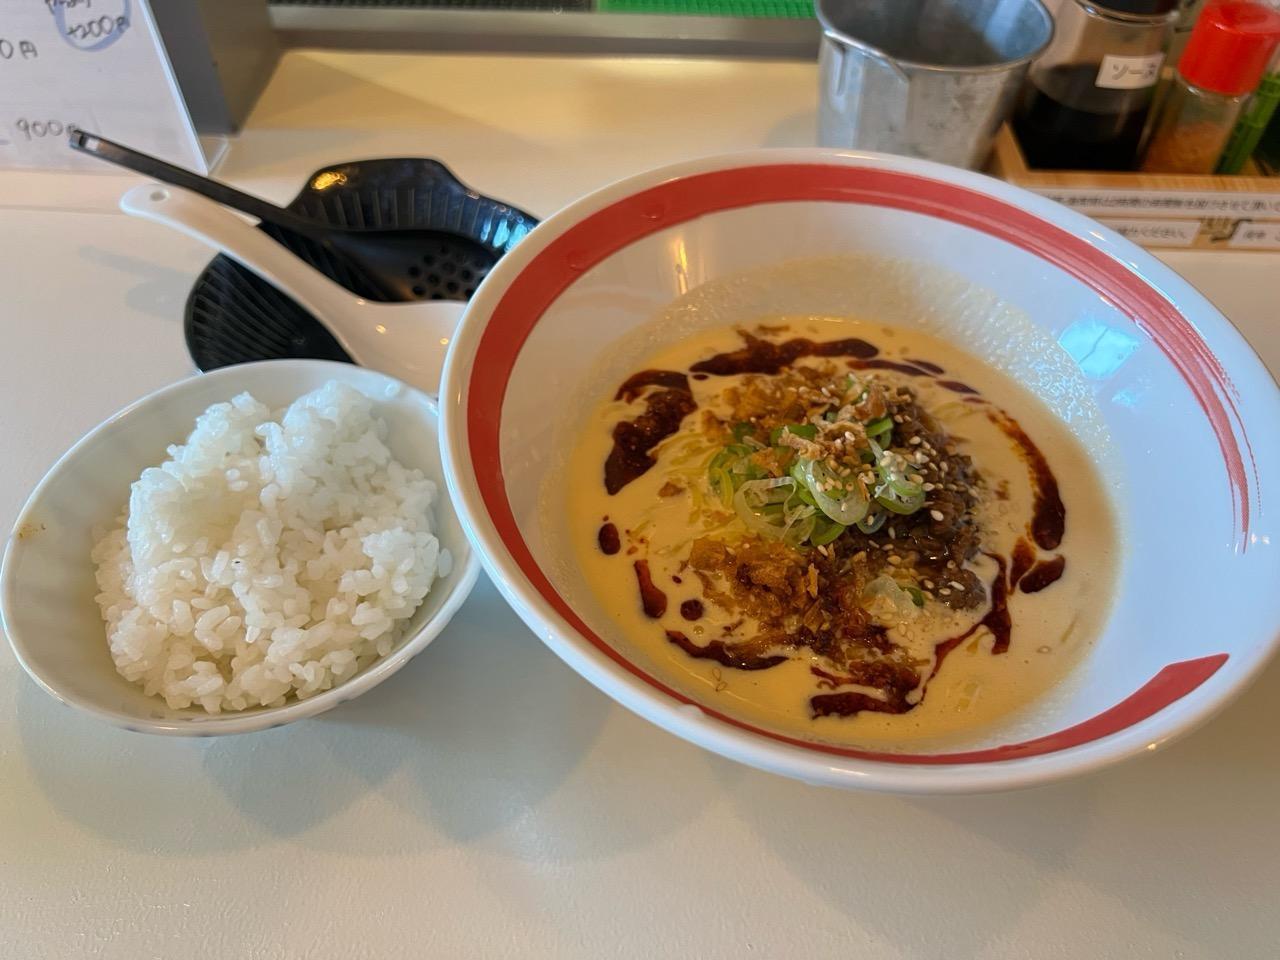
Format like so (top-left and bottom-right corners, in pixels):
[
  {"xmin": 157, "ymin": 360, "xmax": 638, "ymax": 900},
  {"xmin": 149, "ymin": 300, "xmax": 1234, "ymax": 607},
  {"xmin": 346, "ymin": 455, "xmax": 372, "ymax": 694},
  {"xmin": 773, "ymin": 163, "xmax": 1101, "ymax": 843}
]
[{"xmin": 91, "ymin": 380, "xmax": 451, "ymax": 714}]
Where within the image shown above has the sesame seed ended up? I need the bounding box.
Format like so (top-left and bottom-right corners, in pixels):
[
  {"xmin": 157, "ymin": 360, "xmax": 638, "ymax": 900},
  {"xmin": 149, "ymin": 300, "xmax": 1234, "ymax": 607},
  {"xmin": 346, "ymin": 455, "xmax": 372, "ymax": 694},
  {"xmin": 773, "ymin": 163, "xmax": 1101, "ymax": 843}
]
[
  {"xmin": 908, "ymin": 436, "xmax": 922, "ymax": 445},
  {"xmin": 888, "ymin": 527, "xmax": 896, "ymax": 539},
  {"xmin": 930, "ymin": 509, "xmax": 944, "ymax": 522},
  {"xmin": 853, "ymin": 551, "xmax": 868, "ymax": 562},
  {"xmin": 923, "ymin": 579, "xmax": 935, "ymax": 589},
  {"xmin": 888, "ymin": 555, "xmax": 902, "ymax": 565},
  {"xmin": 940, "ymin": 588, "xmax": 952, "ymax": 596},
  {"xmin": 893, "ymin": 415, "xmax": 904, "ymax": 423},
  {"xmin": 949, "ymin": 580, "xmax": 964, "ymax": 590},
  {"xmin": 922, "ymin": 483, "xmax": 935, "ymax": 491}
]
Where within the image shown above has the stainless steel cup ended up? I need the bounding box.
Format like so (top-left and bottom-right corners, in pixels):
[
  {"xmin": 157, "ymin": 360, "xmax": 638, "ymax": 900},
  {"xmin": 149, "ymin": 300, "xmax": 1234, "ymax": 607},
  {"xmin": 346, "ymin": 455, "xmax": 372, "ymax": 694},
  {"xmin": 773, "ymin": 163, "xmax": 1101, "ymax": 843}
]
[{"xmin": 817, "ymin": 0, "xmax": 1054, "ymax": 169}]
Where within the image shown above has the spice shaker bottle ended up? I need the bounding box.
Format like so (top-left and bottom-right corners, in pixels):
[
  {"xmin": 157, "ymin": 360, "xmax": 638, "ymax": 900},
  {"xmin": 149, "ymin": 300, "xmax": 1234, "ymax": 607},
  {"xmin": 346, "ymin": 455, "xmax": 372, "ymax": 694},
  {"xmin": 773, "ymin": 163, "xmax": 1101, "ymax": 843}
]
[
  {"xmin": 1014, "ymin": 0, "xmax": 1180, "ymax": 170},
  {"xmin": 1142, "ymin": 0, "xmax": 1280, "ymax": 172}
]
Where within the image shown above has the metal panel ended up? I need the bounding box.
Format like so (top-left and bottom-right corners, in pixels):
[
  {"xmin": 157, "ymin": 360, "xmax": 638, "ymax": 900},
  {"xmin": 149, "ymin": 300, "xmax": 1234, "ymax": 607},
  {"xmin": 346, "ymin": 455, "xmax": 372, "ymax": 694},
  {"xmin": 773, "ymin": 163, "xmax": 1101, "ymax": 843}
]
[{"xmin": 268, "ymin": 7, "xmax": 819, "ymax": 57}]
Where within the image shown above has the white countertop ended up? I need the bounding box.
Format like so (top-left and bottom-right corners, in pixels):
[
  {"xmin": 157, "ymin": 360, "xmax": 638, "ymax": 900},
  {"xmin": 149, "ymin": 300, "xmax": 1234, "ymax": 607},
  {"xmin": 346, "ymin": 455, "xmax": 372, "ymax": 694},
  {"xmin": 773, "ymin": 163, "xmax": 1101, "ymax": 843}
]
[{"xmin": 2, "ymin": 51, "xmax": 1278, "ymax": 960}]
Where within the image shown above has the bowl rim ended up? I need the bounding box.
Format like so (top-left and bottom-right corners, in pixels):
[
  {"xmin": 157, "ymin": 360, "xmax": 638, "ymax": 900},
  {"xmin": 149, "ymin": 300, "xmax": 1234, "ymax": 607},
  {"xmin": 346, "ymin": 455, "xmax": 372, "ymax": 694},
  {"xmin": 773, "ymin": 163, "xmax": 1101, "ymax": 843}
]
[
  {"xmin": 0, "ymin": 358, "xmax": 481, "ymax": 736},
  {"xmin": 439, "ymin": 147, "xmax": 1280, "ymax": 793}
]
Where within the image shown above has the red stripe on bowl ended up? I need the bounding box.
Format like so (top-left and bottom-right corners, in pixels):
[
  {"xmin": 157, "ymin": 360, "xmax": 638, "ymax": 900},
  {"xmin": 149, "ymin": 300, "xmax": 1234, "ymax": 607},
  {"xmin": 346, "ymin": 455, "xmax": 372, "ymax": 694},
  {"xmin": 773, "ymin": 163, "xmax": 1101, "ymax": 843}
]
[{"xmin": 466, "ymin": 162, "xmax": 1240, "ymax": 764}]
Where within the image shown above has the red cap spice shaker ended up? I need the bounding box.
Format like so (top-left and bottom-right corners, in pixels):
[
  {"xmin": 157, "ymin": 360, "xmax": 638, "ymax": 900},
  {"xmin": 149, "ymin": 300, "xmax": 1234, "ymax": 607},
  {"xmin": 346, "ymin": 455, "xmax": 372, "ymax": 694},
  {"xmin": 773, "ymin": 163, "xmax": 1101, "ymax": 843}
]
[{"xmin": 1142, "ymin": 0, "xmax": 1280, "ymax": 173}]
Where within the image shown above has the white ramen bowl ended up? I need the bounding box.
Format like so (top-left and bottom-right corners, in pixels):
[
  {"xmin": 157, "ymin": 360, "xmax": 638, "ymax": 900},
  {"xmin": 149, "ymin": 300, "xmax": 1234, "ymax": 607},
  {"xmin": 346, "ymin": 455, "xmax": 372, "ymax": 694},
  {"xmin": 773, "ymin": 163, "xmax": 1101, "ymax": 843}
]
[
  {"xmin": 1, "ymin": 360, "xmax": 480, "ymax": 736},
  {"xmin": 439, "ymin": 149, "xmax": 1280, "ymax": 793}
]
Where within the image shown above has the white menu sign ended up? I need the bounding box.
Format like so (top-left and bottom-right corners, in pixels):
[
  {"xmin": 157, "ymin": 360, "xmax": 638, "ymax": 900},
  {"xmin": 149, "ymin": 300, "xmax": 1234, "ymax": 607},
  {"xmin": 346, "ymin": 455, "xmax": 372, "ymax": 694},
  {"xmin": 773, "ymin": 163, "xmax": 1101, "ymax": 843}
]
[{"xmin": 0, "ymin": 0, "xmax": 204, "ymax": 172}]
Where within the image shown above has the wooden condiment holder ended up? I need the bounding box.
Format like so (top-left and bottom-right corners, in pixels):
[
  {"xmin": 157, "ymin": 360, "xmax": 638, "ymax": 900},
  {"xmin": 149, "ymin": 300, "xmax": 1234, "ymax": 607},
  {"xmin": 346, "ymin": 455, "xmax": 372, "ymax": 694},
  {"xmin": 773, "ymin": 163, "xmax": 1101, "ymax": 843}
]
[{"xmin": 988, "ymin": 124, "xmax": 1280, "ymax": 251}]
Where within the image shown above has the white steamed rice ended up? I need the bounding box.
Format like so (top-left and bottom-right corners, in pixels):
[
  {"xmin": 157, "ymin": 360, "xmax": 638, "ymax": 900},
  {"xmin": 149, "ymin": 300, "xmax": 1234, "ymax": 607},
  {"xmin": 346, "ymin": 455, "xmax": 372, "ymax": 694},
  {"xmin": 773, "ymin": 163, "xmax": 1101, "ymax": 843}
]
[{"xmin": 92, "ymin": 380, "xmax": 450, "ymax": 714}]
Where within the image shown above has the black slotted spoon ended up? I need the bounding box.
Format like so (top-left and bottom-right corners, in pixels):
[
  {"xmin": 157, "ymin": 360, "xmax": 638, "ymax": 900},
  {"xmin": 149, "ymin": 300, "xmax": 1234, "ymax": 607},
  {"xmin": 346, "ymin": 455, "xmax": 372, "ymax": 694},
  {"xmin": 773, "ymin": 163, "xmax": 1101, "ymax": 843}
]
[{"xmin": 70, "ymin": 128, "xmax": 497, "ymax": 304}]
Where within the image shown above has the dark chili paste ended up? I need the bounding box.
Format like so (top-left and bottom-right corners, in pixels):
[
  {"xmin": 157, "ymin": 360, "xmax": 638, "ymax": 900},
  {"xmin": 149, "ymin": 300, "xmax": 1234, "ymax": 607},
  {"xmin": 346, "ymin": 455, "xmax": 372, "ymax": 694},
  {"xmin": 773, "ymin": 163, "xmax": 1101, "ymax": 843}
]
[
  {"xmin": 849, "ymin": 358, "xmax": 935, "ymax": 378},
  {"xmin": 1009, "ymin": 537, "xmax": 1036, "ymax": 589},
  {"xmin": 932, "ymin": 553, "xmax": 1013, "ymax": 671},
  {"xmin": 690, "ymin": 332, "xmax": 877, "ymax": 376},
  {"xmin": 665, "ymin": 630, "xmax": 788, "ymax": 671},
  {"xmin": 989, "ymin": 410, "xmax": 1065, "ymax": 551},
  {"xmin": 848, "ymin": 358, "xmax": 980, "ymax": 396},
  {"xmin": 1020, "ymin": 555, "xmax": 1066, "ymax": 594},
  {"xmin": 809, "ymin": 662, "xmax": 921, "ymax": 717},
  {"xmin": 906, "ymin": 358, "xmax": 945, "ymax": 375},
  {"xmin": 597, "ymin": 522, "xmax": 621, "ymax": 555},
  {"xmin": 604, "ymin": 377, "xmax": 695, "ymax": 495},
  {"xmin": 633, "ymin": 560, "xmax": 668, "ymax": 618},
  {"xmin": 615, "ymin": 369, "xmax": 690, "ymax": 402},
  {"xmin": 679, "ymin": 599, "xmax": 704, "ymax": 621}
]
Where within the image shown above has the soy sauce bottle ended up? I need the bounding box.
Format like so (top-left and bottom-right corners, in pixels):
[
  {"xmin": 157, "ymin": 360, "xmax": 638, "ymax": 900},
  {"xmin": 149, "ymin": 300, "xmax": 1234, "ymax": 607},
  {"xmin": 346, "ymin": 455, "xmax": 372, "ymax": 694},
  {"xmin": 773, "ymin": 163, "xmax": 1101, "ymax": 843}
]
[{"xmin": 1014, "ymin": 0, "xmax": 1181, "ymax": 170}]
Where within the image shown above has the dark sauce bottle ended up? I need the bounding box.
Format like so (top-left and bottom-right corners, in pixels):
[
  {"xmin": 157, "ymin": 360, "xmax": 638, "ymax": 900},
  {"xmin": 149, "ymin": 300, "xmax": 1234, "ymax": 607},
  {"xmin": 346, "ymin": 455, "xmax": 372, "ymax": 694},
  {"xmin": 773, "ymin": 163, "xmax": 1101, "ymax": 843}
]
[
  {"xmin": 1013, "ymin": 0, "xmax": 1179, "ymax": 171},
  {"xmin": 1016, "ymin": 64, "xmax": 1156, "ymax": 170}
]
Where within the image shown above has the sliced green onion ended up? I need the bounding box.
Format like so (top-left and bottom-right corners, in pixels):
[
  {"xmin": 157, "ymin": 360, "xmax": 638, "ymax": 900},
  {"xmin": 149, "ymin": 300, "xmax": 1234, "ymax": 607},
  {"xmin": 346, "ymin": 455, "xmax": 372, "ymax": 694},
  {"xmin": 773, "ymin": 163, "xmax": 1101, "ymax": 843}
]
[
  {"xmin": 810, "ymin": 517, "xmax": 847, "ymax": 546},
  {"xmin": 875, "ymin": 475, "xmax": 925, "ymax": 515},
  {"xmin": 855, "ymin": 509, "xmax": 886, "ymax": 534},
  {"xmin": 733, "ymin": 477, "xmax": 816, "ymax": 547},
  {"xmin": 875, "ymin": 492, "xmax": 924, "ymax": 515},
  {"xmin": 862, "ymin": 575, "xmax": 924, "ymax": 622},
  {"xmin": 731, "ymin": 421, "xmax": 755, "ymax": 442},
  {"xmin": 708, "ymin": 443, "xmax": 768, "ymax": 488},
  {"xmin": 865, "ymin": 416, "xmax": 892, "ymax": 446},
  {"xmin": 905, "ymin": 586, "xmax": 925, "ymax": 608},
  {"xmin": 796, "ymin": 458, "xmax": 871, "ymax": 526},
  {"xmin": 787, "ymin": 515, "xmax": 817, "ymax": 547},
  {"xmin": 873, "ymin": 451, "xmax": 925, "ymax": 515}
]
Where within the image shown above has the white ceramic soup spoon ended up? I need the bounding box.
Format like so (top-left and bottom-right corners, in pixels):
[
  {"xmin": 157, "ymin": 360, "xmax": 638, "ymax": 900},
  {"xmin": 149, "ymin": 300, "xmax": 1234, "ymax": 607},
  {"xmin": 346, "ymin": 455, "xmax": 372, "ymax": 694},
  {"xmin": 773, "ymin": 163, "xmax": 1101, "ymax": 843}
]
[{"xmin": 119, "ymin": 184, "xmax": 466, "ymax": 395}]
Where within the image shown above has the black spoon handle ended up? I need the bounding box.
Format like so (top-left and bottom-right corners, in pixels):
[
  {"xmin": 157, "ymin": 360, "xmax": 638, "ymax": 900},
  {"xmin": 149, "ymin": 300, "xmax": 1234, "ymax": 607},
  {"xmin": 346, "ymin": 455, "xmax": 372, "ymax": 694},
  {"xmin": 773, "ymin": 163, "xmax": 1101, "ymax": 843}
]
[{"xmin": 68, "ymin": 128, "xmax": 322, "ymax": 237}]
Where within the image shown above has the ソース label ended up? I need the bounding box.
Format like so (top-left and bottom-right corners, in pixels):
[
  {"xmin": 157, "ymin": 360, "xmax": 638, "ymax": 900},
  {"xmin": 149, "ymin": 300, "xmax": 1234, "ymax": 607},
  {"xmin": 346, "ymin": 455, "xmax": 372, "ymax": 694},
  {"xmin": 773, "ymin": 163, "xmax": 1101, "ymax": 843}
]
[{"xmin": 1096, "ymin": 53, "xmax": 1164, "ymax": 91}]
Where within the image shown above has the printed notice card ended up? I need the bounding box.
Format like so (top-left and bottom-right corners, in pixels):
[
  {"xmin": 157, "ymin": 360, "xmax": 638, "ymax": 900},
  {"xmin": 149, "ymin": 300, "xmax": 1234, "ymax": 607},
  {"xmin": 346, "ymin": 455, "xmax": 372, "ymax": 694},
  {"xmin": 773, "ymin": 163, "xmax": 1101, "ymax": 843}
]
[{"xmin": 0, "ymin": 0, "xmax": 204, "ymax": 171}]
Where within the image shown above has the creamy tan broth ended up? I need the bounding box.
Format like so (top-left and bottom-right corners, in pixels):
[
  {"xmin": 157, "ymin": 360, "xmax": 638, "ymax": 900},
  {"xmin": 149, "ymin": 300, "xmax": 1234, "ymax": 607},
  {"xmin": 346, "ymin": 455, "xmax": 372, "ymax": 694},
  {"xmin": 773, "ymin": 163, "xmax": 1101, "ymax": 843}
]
[{"xmin": 564, "ymin": 318, "xmax": 1117, "ymax": 751}]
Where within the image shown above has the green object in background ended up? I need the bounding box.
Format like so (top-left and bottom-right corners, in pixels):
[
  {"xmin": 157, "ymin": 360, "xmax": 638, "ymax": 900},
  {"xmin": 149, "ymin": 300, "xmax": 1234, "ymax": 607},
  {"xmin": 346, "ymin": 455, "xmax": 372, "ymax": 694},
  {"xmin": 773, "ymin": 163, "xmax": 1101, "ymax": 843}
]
[
  {"xmin": 596, "ymin": 0, "xmax": 814, "ymax": 16},
  {"xmin": 1257, "ymin": 106, "xmax": 1280, "ymax": 173},
  {"xmin": 1216, "ymin": 73, "xmax": 1280, "ymax": 174}
]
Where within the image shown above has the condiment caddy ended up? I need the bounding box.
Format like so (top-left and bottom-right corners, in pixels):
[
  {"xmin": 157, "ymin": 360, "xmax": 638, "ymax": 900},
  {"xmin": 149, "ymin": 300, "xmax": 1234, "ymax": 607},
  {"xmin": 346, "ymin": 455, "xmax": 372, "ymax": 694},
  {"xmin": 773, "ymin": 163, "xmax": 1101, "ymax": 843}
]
[{"xmin": 991, "ymin": 0, "xmax": 1280, "ymax": 250}]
